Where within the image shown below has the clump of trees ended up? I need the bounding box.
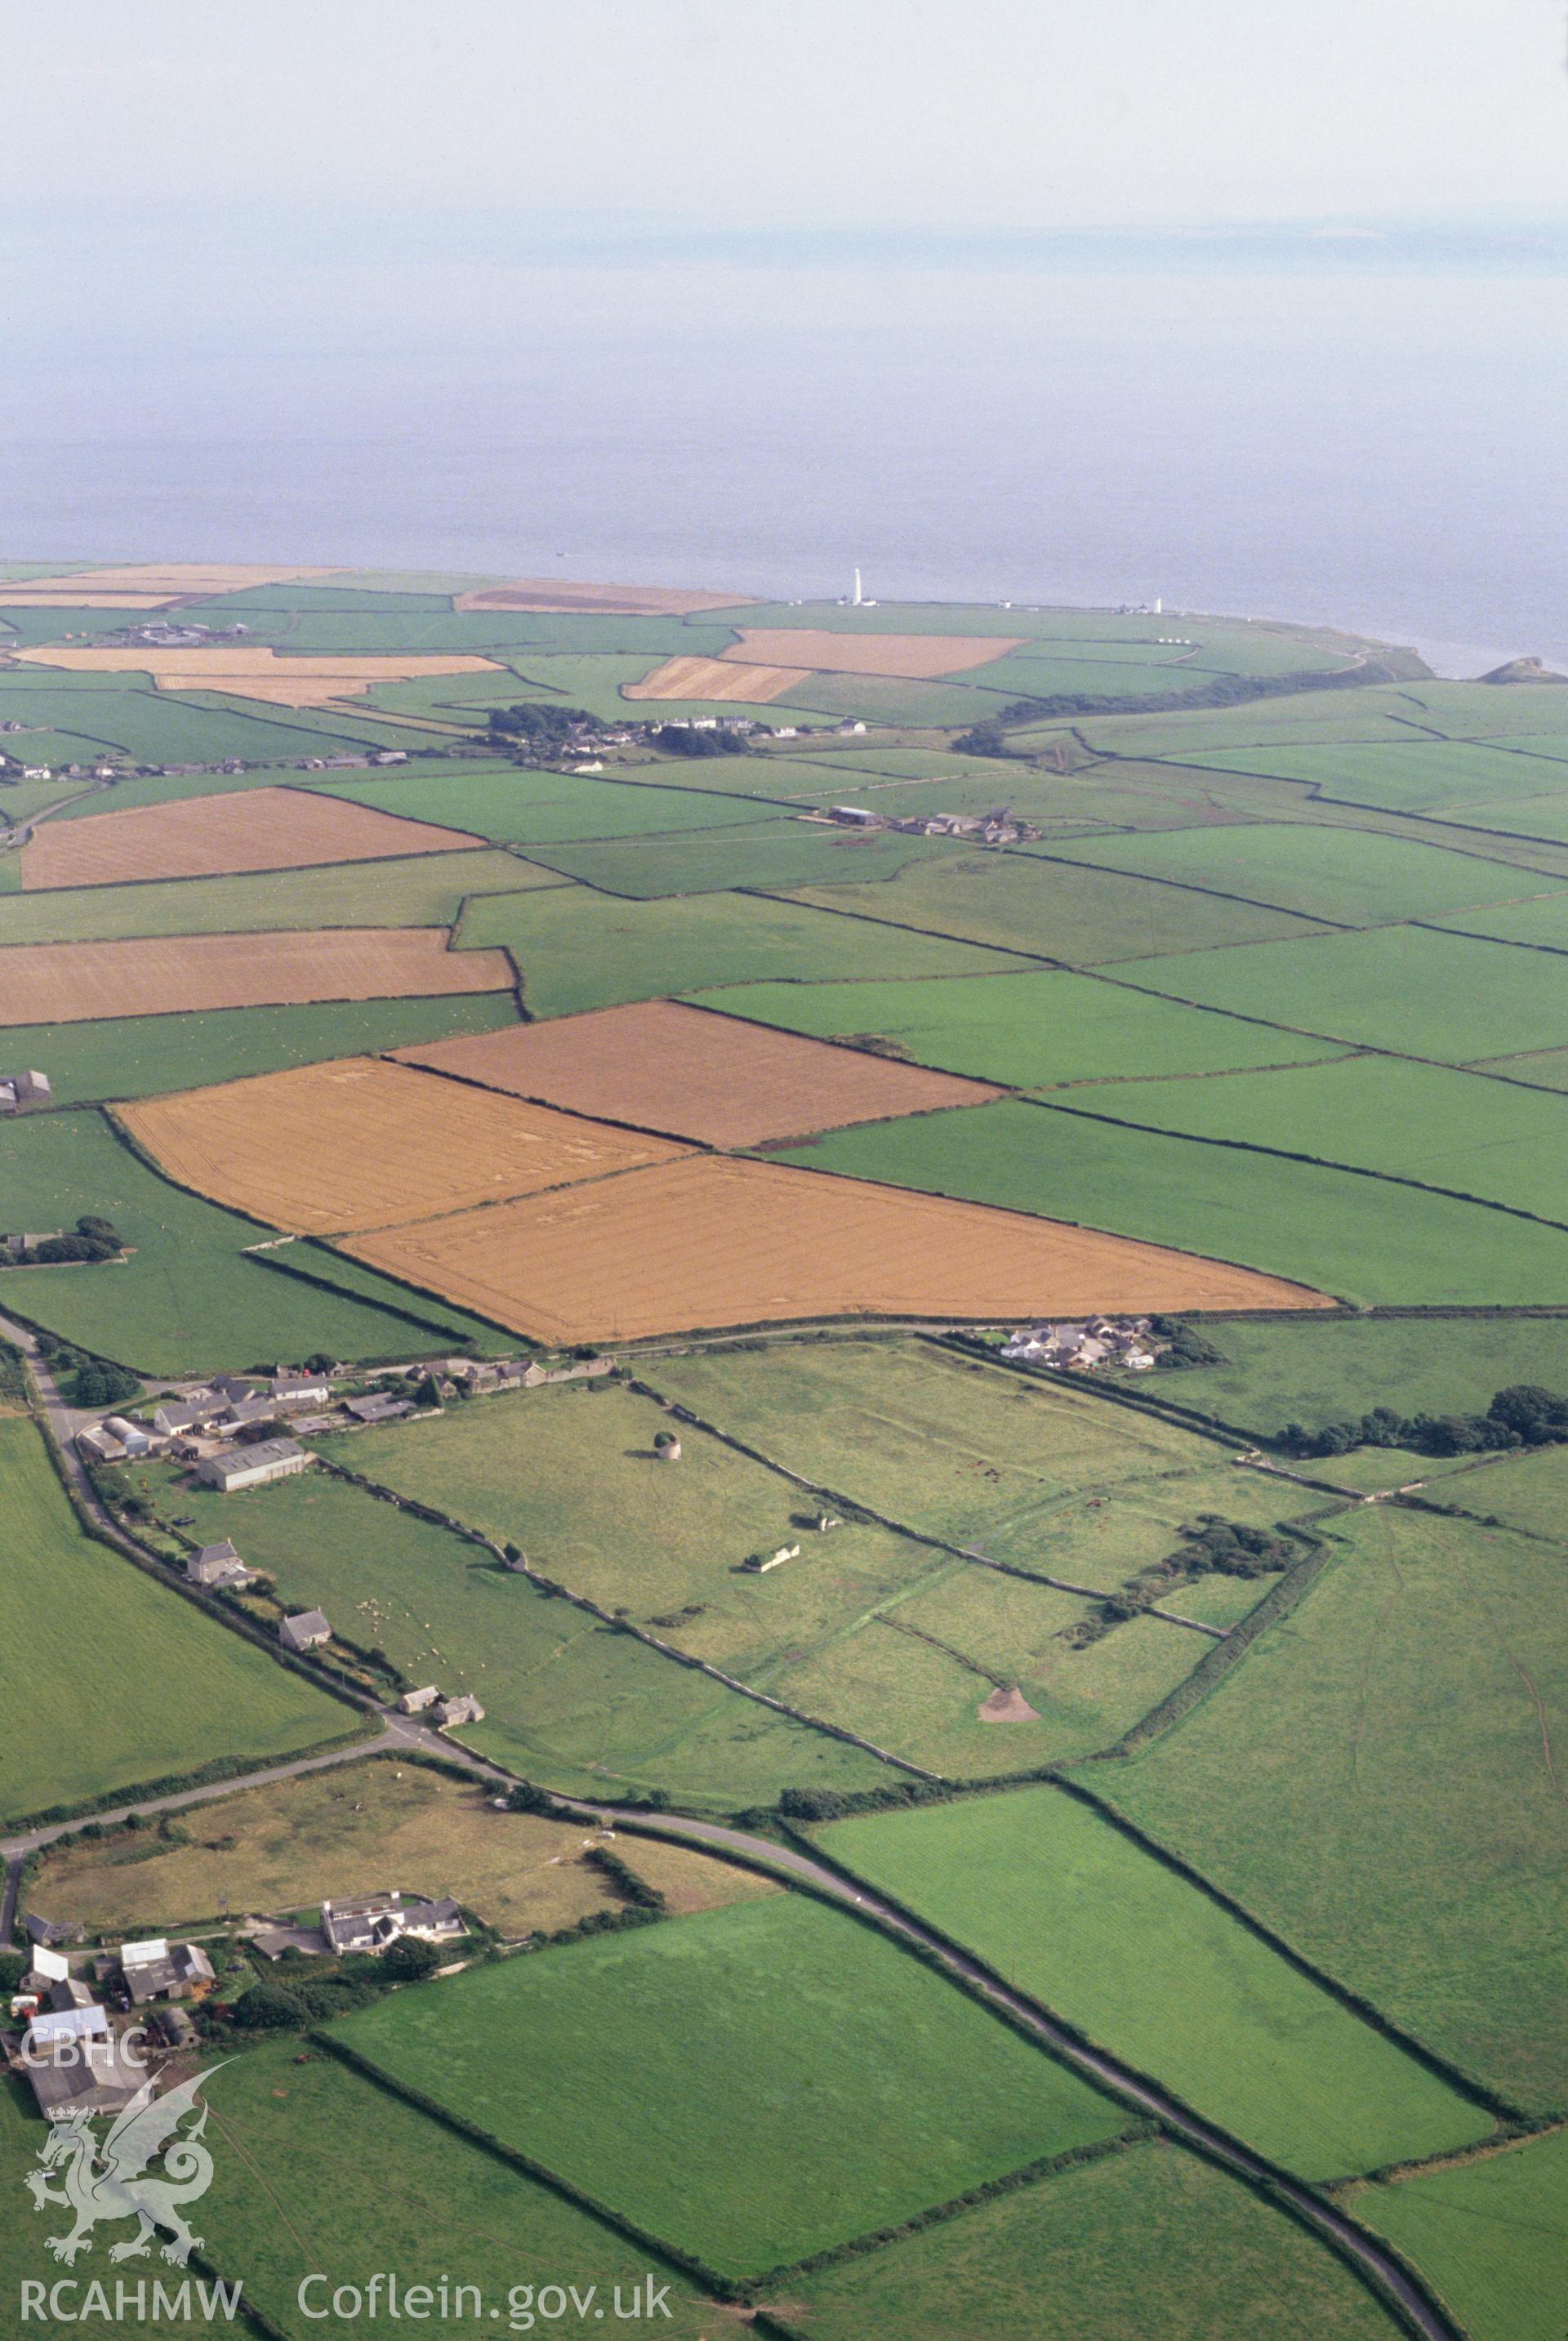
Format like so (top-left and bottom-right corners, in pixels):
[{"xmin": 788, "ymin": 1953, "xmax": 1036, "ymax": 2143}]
[
  {"xmin": 229, "ymin": 1936, "xmax": 444, "ymax": 2031},
  {"xmin": 953, "ymin": 719, "xmax": 1009, "ymax": 757},
  {"xmin": 648, "ymin": 723, "xmax": 748, "ymax": 757},
  {"xmin": 1284, "ymin": 1383, "xmax": 1568, "ymax": 1461},
  {"xmin": 65, "ymin": 1358, "xmax": 140, "ymax": 1409},
  {"xmin": 1148, "ymin": 1315, "xmax": 1228, "ymax": 1371},
  {"xmin": 1063, "ymin": 1514, "xmax": 1294, "ymax": 1648},
  {"xmin": 486, "ymin": 702, "xmax": 598, "ymax": 752}
]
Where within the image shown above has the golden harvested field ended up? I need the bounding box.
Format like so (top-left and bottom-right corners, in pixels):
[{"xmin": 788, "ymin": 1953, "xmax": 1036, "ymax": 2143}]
[
  {"xmin": 0, "ymin": 591, "xmax": 174, "ymax": 609},
  {"xmin": 22, "ymin": 785, "xmax": 484, "ymax": 890},
  {"xmin": 724, "ymin": 628, "xmax": 1026, "ymax": 678},
  {"xmin": 345, "ymin": 1153, "xmax": 1329, "ymax": 1344},
  {"xmin": 454, "ymin": 579, "xmax": 754, "ymax": 614},
  {"xmin": 394, "ymin": 998, "xmax": 1001, "ymax": 1146},
  {"xmin": 625, "ymin": 655, "xmax": 811, "ymax": 704},
  {"xmin": 0, "ymin": 927, "xmax": 512, "ymax": 1027},
  {"xmin": 16, "ymin": 645, "xmax": 503, "ymax": 707},
  {"xmin": 3, "ymin": 563, "xmax": 343, "ymax": 600},
  {"xmin": 120, "ymin": 1055, "xmax": 688, "ymax": 1234}
]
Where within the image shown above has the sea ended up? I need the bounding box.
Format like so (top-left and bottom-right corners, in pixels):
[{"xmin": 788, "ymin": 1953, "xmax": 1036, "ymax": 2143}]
[{"xmin": 3, "ymin": 242, "xmax": 1565, "ymax": 676}]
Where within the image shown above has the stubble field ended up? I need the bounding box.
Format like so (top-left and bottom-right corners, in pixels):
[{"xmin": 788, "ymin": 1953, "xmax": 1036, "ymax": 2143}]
[
  {"xmin": 0, "ymin": 925, "xmax": 512, "ymax": 1023},
  {"xmin": 20, "ymin": 783, "xmax": 484, "ymax": 888}
]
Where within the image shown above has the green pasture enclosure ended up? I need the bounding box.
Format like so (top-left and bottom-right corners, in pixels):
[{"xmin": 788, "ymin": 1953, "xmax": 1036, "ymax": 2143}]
[
  {"xmin": 689, "ymin": 968, "xmax": 1353, "ymax": 1087},
  {"xmin": 268, "ymin": 1241, "xmax": 519, "ymax": 1357},
  {"xmin": 756, "ymin": 1576, "xmax": 1212, "ymax": 1778},
  {"xmin": 0, "ymin": 1418, "xmax": 348, "ymax": 1828},
  {"xmin": 771, "ymin": 1097, "xmax": 1568, "ymax": 1304},
  {"xmin": 783, "ymin": 849, "xmax": 1325, "ymax": 964},
  {"xmin": 139, "ymin": 1454, "xmax": 884, "ymax": 1808},
  {"xmin": 0, "ymin": 846, "xmax": 551, "ymax": 945},
  {"xmin": 0, "ymin": 679, "xmax": 401, "ymax": 766},
  {"xmin": 179, "ymin": 583, "xmax": 460, "ymax": 612},
  {"xmin": 166, "ymin": 604, "xmax": 737, "ymax": 658},
  {"xmin": 331, "ymin": 1377, "xmax": 963, "ymax": 1689},
  {"xmin": 792, "ymin": 2137, "xmax": 1405, "ymax": 2341},
  {"xmin": 0, "ymin": 604, "xmax": 174, "ymax": 645},
  {"xmin": 301, "ymin": 567, "xmax": 500, "ymax": 593},
  {"xmin": 0, "ymin": 1108, "xmax": 490, "ymax": 1373},
  {"xmin": 713, "ymin": 600, "xmax": 1377, "ymax": 655},
  {"xmin": 1394, "ymin": 680, "xmax": 1568, "ymax": 736},
  {"xmin": 1124, "ymin": 923, "xmax": 1568, "ymax": 1062},
  {"xmin": 773, "ymin": 671, "xmax": 1017, "ymax": 728},
  {"xmin": 0, "ymin": 992, "xmax": 518, "ymax": 1108},
  {"xmin": 969, "ymin": 654, "xmax": 1245, "ymax": 706},
  {"xmin": 591, "ymin": 750, "xmax": 866, "ymax": 796},
  {"xmin": 0, "ymin": 775, "xmax": 92, "ymax": 823},
  {"xmin": 162, "ymin": 2047, "xmax": 716, "ymax": 2341},
  {"xmin": 454, "ymin": 882, "xmax": 1028, "ymax": 1018},
  {"xmin": 1356, "ymin": 2129, "xmax": 1568, "ymax": 2341},
  {"xmin": 1161, "ymin": 736, "xmax": 1568, "ymax": 813},
  {"xmin": 303, "ymin": 763, "xmax": 784, "ymax": 846},
  {"xmin": 332, "ymin": 1892, "xmax": 1125, "ymax": 2278},
  {"xmin": 1428, "ymin": 789, "xmax": 1568, "ymax": 845},
  {"xmin": 523, "ymin": 818, "xmax": 951, "ymax": 897},
  {"xmin": 1479, "ymin": 1043, "xmax": 1568, "ymax": 1086},
  {"xmin": 1065, "ymin": 1055, "xmax": 1568, "ymax": 1224},
  {"xmin": 1107, "ymin": 1503, "xmax": 1568, "ymax": 2111},
  {"xmin": 819, "ymin": 1786, "xmax": 1490, "ymax": 2179},
  {"xmin": 1028, "ymin": 821, "xmax": 1551, "ymax": 925},
  {"xmin": 1160, "ymin": 1311, "xmax": 1568, "ymax": 1443},
  {"xmin": 762, "ymin": 744, "xmax": 1031, "ymax": 781},
  {"xmin": 641, "ymin": 1336, "xmax": 1300, "ymax": 1563},
  {"xmin": 1428, "ymin": 889, "xmax": 1568, "ymax": 952},
  {"xmin": 1427, "ymin": 1439, "xmax": 1568, "ymax": 1541}
]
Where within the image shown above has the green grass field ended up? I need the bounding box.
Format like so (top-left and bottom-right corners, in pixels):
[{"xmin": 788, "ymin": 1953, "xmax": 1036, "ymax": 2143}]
[
  {"xmin": 42, "ymin": 764, "xmax": 327, "ymax": 821},
  {"xmin": 773, "ymin": 1099, "xmax": 1568, "ymax": 1304},
  {"xmin": 0, "ymin": 1109, "xmax": 496, "ymax": 1370},
  {"xmin": 336, "ymin": 1378, "xmax": 959, "ymax": 1683},
  {"xmin": 0, "ymin": 992, "xmax": 518, "ymax": 1105},
  {"xmin": 1423, "ymin": 1440, "xmax": 1568, "ymax": 1540},
  {"xmin": 1355, "ymin": 2129, "xmax": 1568, "ymax": 2341},
  {"xmin": 0, "ymin": 677, "xmax": 395, "ymax": 766},
  {"xmin": 792, "ymin": 2137, "xmax": 1405, "ymax": 2341},
  {"xmin": 1163, "ymin": 735, "xmax": 1568, "ymax": 813},
  {"xmin": 365, "ymin": 650, "xmax": 832, "ymax": 732},
  {"xmin": 1122, "ymin": 925, "xmax": 1568, "ymax": 1062},
  {"xmin": 0, "ymin": 846, "xmax": 551, "ymax": 946},
  {"xmin": 332, "ymin": 1892, "xmax": 1126, "ymax": 2278},
  {"xmin": 818, "ymin": 1786, "xmax": 1491, "ymax": 2179},
  {"xmin": 1032, "ymin": 823, "xmax": 1548, "ymax": 925},
  {"xmin": 136, "ymin": 1451, "xmax": 887, "ymax": 1808},
  {"xmin": 1162, "ymin": 1312, "xmax": 1568, "ymax": 1443},
  {"xmin": 688, "ymin": 969, "xmax": 1352, "ymax": 1087},
  {"xmin": 1428, "ymin": 887, "xmax": 1568, "ymax": 953},
  {"xmin": 782, "ymin": 850, "xmax": 1325, "ymax": 964},
  {"xmin": 304, "ymin": 763, "xmax": 784, "ymax": 844},
  {"xmin": 522, "ymin": 818, "xmax": 951, "ymax": 897},
  {"xmin": 1104, "ymin": 1504, "xmax": 1568, "ymax": 2111},
  {"xmin": 454, "ymin": 883, "xmax": 1028, "ymax": 1016},
  {"xmin": 0, "ymin": 1418, "xmax": 349, "ymax": 1826},
  {"xmin": 1063, "ymin": 1055, "xmax": 1568, "ymax": 1224}
]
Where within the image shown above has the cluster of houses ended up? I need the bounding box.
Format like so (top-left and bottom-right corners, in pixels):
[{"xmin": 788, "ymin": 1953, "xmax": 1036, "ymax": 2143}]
[
  {"xmin": 0, "ymin": 1068, "xmax": 51, "ymax": 1115},
  {"xmin": 78, "ymin": 1370, "xmax": 336, "ymax": 1473},
  {"xmin": 1001, "ymin": 1317, "xmax": 1159, "ymax": 1372},
  {"xmin": 252, "ymin": 1889, "xmax": 466, "ymax": 1964},
  {"xmin": 6, "ymin": 1929, "xmax": 215, "ymax": 2117},
  {"xmin": 822, "ymin": 802, "xmax": 1041, "ymax": 844}
]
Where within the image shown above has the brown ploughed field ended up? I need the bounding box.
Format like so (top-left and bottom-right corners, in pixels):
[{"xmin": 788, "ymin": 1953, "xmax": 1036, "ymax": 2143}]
[
  {"xmin": 16, "ymin": 646, "xmax": 503, "ymax": 707},
  {"xmin": 453, "ymin": 580, "xmax": 754, "ymax": 615},
  {"xmin": 22, "ymin": 786, "xmax": 484, "ymax": 890},
  {"xmin": 343, "ymin": 1153, "xmax": 1330, "ymax": 1345},
  {"xmin": 623, "ymin": 655, "xmax": 811, "ymax": 704},
  {"xmin": 393, "ymin": 997, "xmax": 1001, "ymax": 1146},
  {"xmin": 119, "ymin": 1056, "xmax": 688, "ymax": 1236},
  {"xmin": 0, "ymin": 927, "xmax": 512, "ymax": 1028},
  {"xmin": 722, "ymin": 629, "xmax": 1026, "ymax": 678}
]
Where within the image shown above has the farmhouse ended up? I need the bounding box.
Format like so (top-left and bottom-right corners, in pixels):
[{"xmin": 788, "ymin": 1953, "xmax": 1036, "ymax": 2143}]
[
  {"xmin": 154, "ymin": 1392, "xmax": 230, "ymax": 1438},
  {"xmin": 116, "ymin": 1938, "xmax": 216, "ymax": 2005},
  {"xmin": 278, "ymin": 1607, "xmax": 331, "ymax": 1652},
  {"xmin": 321, "ymin": 1891, "xmax": 467, "ymax": 1956},
  {"xmin": 197, "ymin": 1437, "xmax": 310, "ymax": 1492},
  {"xmin": 185, "ymin": 1539, "xmax": 252, "ymax": 1590},
  {"xmin": 345, "ymin": 1391, "xmax": 413, "ymax": 1424},
  {"xmin": 398, "ymin": 1683, "xmax": 440, "ymax": 1714},
  {"xmin": 433, "ymin": 1693, "xmax": 485, "ymax": 1727}
]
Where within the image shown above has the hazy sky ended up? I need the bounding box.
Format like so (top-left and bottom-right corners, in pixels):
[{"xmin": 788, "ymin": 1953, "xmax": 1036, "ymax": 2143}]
[{"xmin": 10, "ymin": 0, "xmax": 1566, "ymax": 233}]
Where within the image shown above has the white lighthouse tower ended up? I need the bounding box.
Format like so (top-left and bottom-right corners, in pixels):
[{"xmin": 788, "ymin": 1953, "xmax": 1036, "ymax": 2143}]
[{"xmin": 852, "ymin": 567, "xmax": 864, "ymax": 607}]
